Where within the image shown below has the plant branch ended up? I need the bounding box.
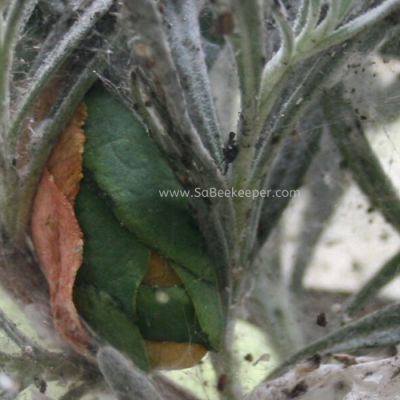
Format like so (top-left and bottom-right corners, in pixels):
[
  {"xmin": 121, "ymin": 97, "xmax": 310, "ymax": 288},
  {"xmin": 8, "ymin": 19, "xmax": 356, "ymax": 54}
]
[
  {"xmin": 295, "ymin": 0, "xmax": 322, "ymax": 47},
  {"xmin": 293, "ymin": 0, "xmax": 310, "ymax": 35},
  {"xmin": 313, "ymin": 0, "xmax": 342, "ymax": 39},
  {"xmin": 0, "ymin": 0, "xmax": 32, "ymax": 246},
  {"xmin": 342, "ymin": 249, "xmax": 400, "ymax": 317},
  {"xmin": 268, "ymin": 301, "xmax": 400, "ymax": 379},
  {"xmin": 98, "ymin": 347, "xmax": 164, "ymax": 400},
  {"xmin": 0, "ymin": 0, "xmax": 30, "ymax": 129},
  {"xmin": 59, "ymin": 381, "xmax": 100, "ymax": 400},
  {"xmin": 254, "ymin": 108, "xmax": 323, "ymax": 253},
  {"xmin": 289, "ymin": 132, "xmax": 347, "ymax": 292},
  {"xmin": 162, "ymin": 0, "xmax": 223, "ymax": 163},
  {"xmin": 258, "ymin": 0, "xmax": 400, "ymax": 137},
  {"xmin": 122, "ymin": 0, "xmax": 215, "ymax": 170},
  {"xmin": 241, "ymin": 55, "xmax": 337, "ymax": 266},
  {"xmin": 229, "ymin": 0, "xmax": 265, "ymax": 191},
  {"xmin": 247, "ymin": 229, "xmax": 306, "ymax": 359},
  {"xmin": 251, "ymin": 11, "xmax": 399, "ymax": 192},
  {"xmin": 0, "ymin": 309, "xmax": 38, "ymax": 351},
  {"xmin": 322, "ymin": 84, "xmax": 400, "ymax": 235},
  {"xmin": 246, "ymin": 355, "xmax": 400, "ymax": 400},
  {"xmin": 294, "ymin": 0, "xmax": 400, "ymax": 62},
  {"xmin": 7, "ymin": 0, "xmax": 113, "ymax": 158},
  {"xmin": 12, "ymin": 56, "xmax": 101, "ymax": 244},
  {"xmin": 338, "ymin": 0, "xmax": 355, "ymax": 21}
]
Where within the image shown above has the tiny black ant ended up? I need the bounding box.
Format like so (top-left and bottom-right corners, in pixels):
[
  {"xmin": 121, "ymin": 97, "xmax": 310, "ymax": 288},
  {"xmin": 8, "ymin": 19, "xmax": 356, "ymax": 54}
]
[
  {"xmin": 219, "ymin": 132, "xmax": 238, "ymax": 175},
  {"xmin": 316, "ymin": 312, "xmax": 327, "ymax": 327}
]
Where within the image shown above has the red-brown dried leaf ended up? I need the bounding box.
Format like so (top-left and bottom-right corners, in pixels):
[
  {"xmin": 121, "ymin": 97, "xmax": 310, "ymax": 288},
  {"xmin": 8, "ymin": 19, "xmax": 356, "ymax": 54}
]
[
  {"xmin": 31, "ymin": 103, "xmax": 90, "ymax": 352},
  {"xmin": 46, "ymin": 104, "xmax": 86, "ymax": 203}
]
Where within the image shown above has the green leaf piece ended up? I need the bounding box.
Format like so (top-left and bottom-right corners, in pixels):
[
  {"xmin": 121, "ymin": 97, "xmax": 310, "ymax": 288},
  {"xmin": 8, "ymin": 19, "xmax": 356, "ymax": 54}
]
[
  {"xmin": 74, "ymin": 285, "xmax": 150, "ymax": 372},
  {"xmin": 136, "ymin": 285, "xmax": 208, "ymax": 346},
  {"xmin": 75, "ymin": 181, "xmax": 149, "ymax": 317},
  {"xmin": 82, "ymin": 85, "xmax": 217, "ymax": 285},
  {"xmin": 172, "ymin": 262, "xmax": 223, "ymax": 351}
]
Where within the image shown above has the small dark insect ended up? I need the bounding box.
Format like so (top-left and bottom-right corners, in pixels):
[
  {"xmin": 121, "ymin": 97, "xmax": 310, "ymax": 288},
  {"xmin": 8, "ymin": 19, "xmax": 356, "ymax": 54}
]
[
  {"xmin": 219, "ymin": 132, "xmax": 238, "ymax": 175},
  {"xmin": 316, "ymin": 312, "xmax": 327, "ymax": 327},
  {"xmin": 333, "ymin": 353, "xmax": 358, "ymax": 366},
  {"xmin": 286, "ymin": 380, "xmax": 308, "ymax": 399},
  {"xmin": 34, "ymin": 377, "xmax": 47, "ymax": 394},
  {"xmin": 244, "ymin": 353, "xmax": 253, "ymax": 362},
  {"xmin": 296, "ymin": 354, "xmax": 321, "ymax": 374},
  {"xmin": 217, "ymin": 373, "xmax": 228, "ymax": 392}
]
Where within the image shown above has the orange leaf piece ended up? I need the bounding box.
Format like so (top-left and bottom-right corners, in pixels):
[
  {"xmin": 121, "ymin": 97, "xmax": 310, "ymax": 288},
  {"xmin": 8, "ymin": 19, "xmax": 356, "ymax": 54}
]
[
  {"xmin": 31, "ymin": 103, "xmax": 91, "ymax": 352},
  {"xmin": 144, "ymin": 340, "xmax": 207, "ymax": 370},
  {"xmin": 141, "ymin": 251, "xmax": 183, "ymax": 286}
]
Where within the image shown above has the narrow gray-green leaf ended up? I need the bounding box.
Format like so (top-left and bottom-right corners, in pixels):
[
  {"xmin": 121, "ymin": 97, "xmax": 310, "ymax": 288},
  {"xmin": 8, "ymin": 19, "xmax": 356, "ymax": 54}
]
[
  {"xmin": 255, "ymin": 108, "xmax": 323, "ymax": 252},
  {"xmin": 342, "ymin": 249, "xmax": 400, "ymax": 317},
  {"xmin": 269, "ymin": 302, "xmax": 400, "ymax": 379},
  {"xmin": 162, "ymin": 0, "xmax": 222, "ymax": 162},
  {"xmin": 98, "ymin": 346, "xmax": 163, "ymax": 400},
  {"xmin": 322, "ymin": 84, "xmax": 400, "ymax": 234}
]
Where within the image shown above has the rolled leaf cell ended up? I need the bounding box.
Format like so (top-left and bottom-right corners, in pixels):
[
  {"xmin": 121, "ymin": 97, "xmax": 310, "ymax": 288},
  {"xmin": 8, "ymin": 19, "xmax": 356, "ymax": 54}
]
[{"xmin": 32, "ymin": 83, "xmax": 224, "ymax": 371}]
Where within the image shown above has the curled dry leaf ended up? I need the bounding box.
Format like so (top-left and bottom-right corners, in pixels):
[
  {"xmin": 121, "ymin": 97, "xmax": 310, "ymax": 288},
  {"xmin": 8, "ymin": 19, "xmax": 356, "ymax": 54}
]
[
  {"xmin": 31, "ymin": 103, "xmax": 91, "ymax": 352},
  {"xmin": 144, "ymin": 340, "xmax": 207, "ymax": 370}
]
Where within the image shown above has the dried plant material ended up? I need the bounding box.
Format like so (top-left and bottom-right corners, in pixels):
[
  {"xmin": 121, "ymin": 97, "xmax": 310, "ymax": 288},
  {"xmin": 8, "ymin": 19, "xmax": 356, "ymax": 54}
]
[
  {"xmin": 31, "ymin": 103, "xmax": 90, "ymax": 351},
  {"xmin": 333, "ymin": 353, "xmax": 358, "ymax": 367},
  {"xmin": 283, "ymin": 380, "xmax": 308, "ymax": 398},
  {"xmin": 144, "ymin": 340, "xmax": 207, "ymax": 370},
  {"xmin": 296, "ymin": 354, "xmax": 321, "ymax": 374},
  {"xmin": 46, "ymin": 104, "xmax": 87, "ymax": 203},
  {"xmin": 213, "ymin": 12, "xmax": 234, "ymax": 36},
  {"xmin": 254, "ymin": 353, "xmax": 271, "ymax": 366},
  {"xmin": 246, "ymin": 356, "xmax": 400, "ymax": 400},
  {"xmin": 141, "ymin": 251, "xmax": 183, "ymax": 287}
]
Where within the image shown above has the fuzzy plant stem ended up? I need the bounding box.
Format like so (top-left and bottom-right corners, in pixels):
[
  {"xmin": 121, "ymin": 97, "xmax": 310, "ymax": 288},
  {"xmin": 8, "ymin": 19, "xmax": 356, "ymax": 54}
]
[
  {"xmin": 229, "ymin": 0, "xmax": 266, "ymax": 191},
  {"xmin": 13, "ymin": 56, "xmax": 102, "ymax": 244},
  {"xmin": 243, "ymin": 9, "xmax": 400, "ymax": 269},
  {"xmin": 268, "ymin": 301, "xmax": 400, "ymax": 379},
  {"xmin": 162, "ymin": 0, "xmax": 223, "ymax": 163},
  {"xmin": 253, "ymin": 106, "xmax": 324, "ymax": 254},
  {"xmin": 289, "ymin": 133, "xmax": 347, "ymax": 292},
  {"xmin": 97, "ymin": 347, "xmax": 164, "ymax": 400},
  {"xmin": 0, "ymin": 0, "xmax": 112, "ymax": 244},
  {"xmin": 247, "ymin": 228, "xmax": 306, "ymax": 359},
  {"xmin": 7, "ymin": 0, "xmax": 113, "ymax": 152},
  {"xmin": 0, "ymin": 0, "xmax": 31, "ymax": 241}
]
